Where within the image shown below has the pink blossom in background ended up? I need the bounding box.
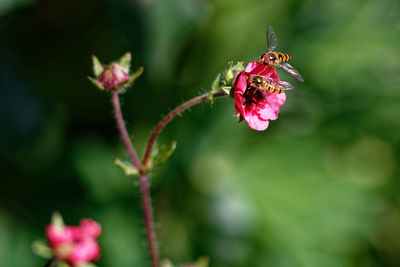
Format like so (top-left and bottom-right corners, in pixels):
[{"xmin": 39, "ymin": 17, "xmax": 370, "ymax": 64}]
[
  {"xmin": 234, "ymin": 61, "xmax": 286, "ymax": 131},
  {"xmin": 46, "ymin": 218, "xmax": 101, "ymax": 266},
  {"xmin": 79, "ymin": 219, "xmax": 102, "ymax": 239},
  {"xmin": 46, "ymin": 224, "xmax": 74, "ymax": 247},
  {"xmin": 68, "ymin": 238, "xmax": 101, "ymax": 265}
]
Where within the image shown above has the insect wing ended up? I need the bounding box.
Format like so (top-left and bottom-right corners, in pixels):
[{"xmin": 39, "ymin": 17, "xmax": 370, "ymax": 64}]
[
  {"xmin": 264, "ymin": 79, "xmax": 294, "ymax": 91},
  {"xmin": 278, "ymin": 80, "xmax": 294, "ymax": 90},
  {"xmin": 266, "ymin": 26, "xmax": 278, "ymax": 52},
  {"xmin": 277, "ymin": 62, "xmax": 304, "ymax": 82}
]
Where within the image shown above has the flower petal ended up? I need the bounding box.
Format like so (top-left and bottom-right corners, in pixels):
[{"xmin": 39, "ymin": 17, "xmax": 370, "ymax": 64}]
[
  {"xmin": 244, "ymin": 62, "xmax": 279, "ymax": 80},
  {"xmin": 233, "ymin": 73, "xmax": 247, "ymax": 94},
  {"xmin": 80, "ymin": 219, "xmax": 102, "ymax": 239},
  {"xmin": 67, "ymin": 238, "xmax": 101, "ymax": 266},
  {"xmin": 243, "ymin": 107, "xmax": 270, "ymax": 131},
  {"xmin": 46, "ymin": 225, "xmax": 74, "ymax": 247},
  {"xmin": 258, "ymin": 92, "xmax": 286, "ymax": 121},
  {"xmin": 243, "ymin": 61, "xmax": 260, "ymax": 72}
]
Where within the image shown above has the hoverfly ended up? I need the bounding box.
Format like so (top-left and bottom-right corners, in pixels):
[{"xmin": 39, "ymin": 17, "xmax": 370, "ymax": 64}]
[
  {"xmin": 247, "ymin": 74, "xmax": 294, "ymax": 94},
  {"xmin": 259, "ymin": 26, "xmax": 304, "ymax": 82}
]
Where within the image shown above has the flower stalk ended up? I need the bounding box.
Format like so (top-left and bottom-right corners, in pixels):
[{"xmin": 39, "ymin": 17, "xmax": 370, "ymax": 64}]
[
  {"xmin": 112, "ymin": 91, "xmax": 159, "ymax": 267},
  {"xmin": 112, "ymin": 91, "xmax": 142, "ymax": 170}
]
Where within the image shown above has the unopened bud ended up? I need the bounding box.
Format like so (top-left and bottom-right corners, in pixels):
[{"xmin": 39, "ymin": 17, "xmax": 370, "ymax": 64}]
[{"xmin": 88, "ymin": 52, "xmax": 143, "ymax": 92}]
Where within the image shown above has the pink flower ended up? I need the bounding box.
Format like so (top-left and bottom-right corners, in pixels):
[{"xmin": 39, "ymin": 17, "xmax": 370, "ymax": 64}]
[
  {"xmin": 46, "ymin": 217, "xmax": 102, "ymax": 266},
  {"xmin": 233, "ymin": 62, "xmax": 286, "ymax": 131},
  {"xmin": 68, "ymin": 238, "xmax": 101, "ymax": 265},
  {"xmin": 46, "ymin": 224, "xmax": 74, "ymax": 247},
  {"xmin": 79, "ymin": 219, "xmax": 102, "ymax": 239}
]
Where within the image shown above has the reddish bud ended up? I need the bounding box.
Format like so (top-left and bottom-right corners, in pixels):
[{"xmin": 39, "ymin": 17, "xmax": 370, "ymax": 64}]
[
  {"xmin": 97, "ymin": 63, "xmax": 130, "ymax": 90},
  {"xmin": 88, "ymin": 53, "xmax": 143, "ymax": 92}
]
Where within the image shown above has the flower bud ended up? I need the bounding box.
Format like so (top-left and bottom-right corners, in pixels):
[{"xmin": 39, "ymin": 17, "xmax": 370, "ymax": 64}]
[
  {"xmin": 88, "ymin": 52, "xmax": 143, "ymax": 92},
  {"xmin": 210, "ymin": 61, "xmax": 245, "ymax": 95},
  {"xmin": 97, "ymin": 63, "xmax": 130, "ymax": 90}
]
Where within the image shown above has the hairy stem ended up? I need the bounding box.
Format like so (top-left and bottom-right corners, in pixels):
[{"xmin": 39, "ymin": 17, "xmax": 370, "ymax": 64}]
[
  {"xmin": 142, "ymin": 91, "xmax": 227, "ymax": 166},
  {"xmin": 139, "ymin": 173, "xmax": 159, "ymax": 267},
  {"xmin": 112, "ymin": 91, "xmax": 142, "ymax": 170},
  {"xmin": 112, "ymin": 91, "xmax": 159, "ymax": 267}
]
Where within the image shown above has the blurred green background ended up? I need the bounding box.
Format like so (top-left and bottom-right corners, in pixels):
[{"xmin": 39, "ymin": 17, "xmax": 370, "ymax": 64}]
[{"xmin": 1, "ymin": 0, "xmax": 400, "ymax": 266}]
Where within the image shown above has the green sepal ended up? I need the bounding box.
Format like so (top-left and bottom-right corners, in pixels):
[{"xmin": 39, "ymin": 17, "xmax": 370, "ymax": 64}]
[
  {"xmin": 31, "ymin": 240, "xmax": 53, "ymax": 259},
  {"xmin": 224, "ymin": 61, "xmax": 244, "ymax": 86},
  {"xmin": 88, "ymin": 76, "xmax": 105, "ymax": 90},
  {"xmin": 118, "ymin": 52, "xmax": 132, "ymax": 73},
  {"xmin": 115, "ymin": 159, "xmax": 139, "ymax": 176},
  {"xmin": 224, "ymin": 61, "xmax": 235, "ymax": 82},
  {"xmin": 151, "ymin": 141, "xmax": 177, "ymax": 167},
  {"xmin": 51, "ymin": 211, "xmax": 64, "ymax": 228},
  {"xmin": 209, "ymin": 61, "xmax": 244, "ymax": 95},
  {"xmin": 92, "ymin": 55, "xmax": 104, "ymax": 77},
  {"xmin": 231, "ymin": 61, "xmax": 245, "ymax": 72},
  {"xmin": 115, "ymin": 66, "xmax": 144, "ymax": 90},
  {"xmin": 221, "ymin": 86, "xmax": 232, "ymax": 95},
  {"xmin": 210, "ymin": 73, "xmax": 222, "ymax": 92}
]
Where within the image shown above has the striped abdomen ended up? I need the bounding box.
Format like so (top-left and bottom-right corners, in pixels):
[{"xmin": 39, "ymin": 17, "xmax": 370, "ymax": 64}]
[
  {"xmin": 260, "ymin": 81, "xmax": 283, "ymax": 94},
  {"xmin": 249, "ymin": 75, "xmax": 284, "ymax": 94},
  {"xmin": 268, "ymin": 52, "xmax": 291, "ymax": 63}
]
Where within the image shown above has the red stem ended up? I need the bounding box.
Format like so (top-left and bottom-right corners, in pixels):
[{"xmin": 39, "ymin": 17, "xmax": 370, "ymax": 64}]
[
  {"xmin": 142, "ymin": 91, "xmax": 227, "ymax": 166},
  {"xmin": 112, "ymin": 91, "xmax": 142, "ymax": 170},
  {"xmin": 139, "ymin": 173, "xmax": 159, "ymax": 267},
  {"xmin": 112, "ymin": 91, "xmax": 159, "ymax": 267}
]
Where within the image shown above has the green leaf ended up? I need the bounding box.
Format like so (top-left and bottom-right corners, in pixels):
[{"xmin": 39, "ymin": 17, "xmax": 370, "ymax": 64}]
[
  {"xmin": 92, "ymin": 55, "xmax": 104, "ymax": 77},
  {"xmin": 118, "ymin": 52, "xmax": 132, "ymax": 73},
  {"xmin": 115, "ymin": 159, "xmax": 139, "ymax": 176},
  {"xmin": 31, "ymin": 240, "xmax": 53, "ymax": 259},
  {"xmin": 152, "ymin": 141, "xmax": 177, "ymax": 167},
  {"xmin": 51, "ymin": 211, "xmax": 64, "ymax": 228}
]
